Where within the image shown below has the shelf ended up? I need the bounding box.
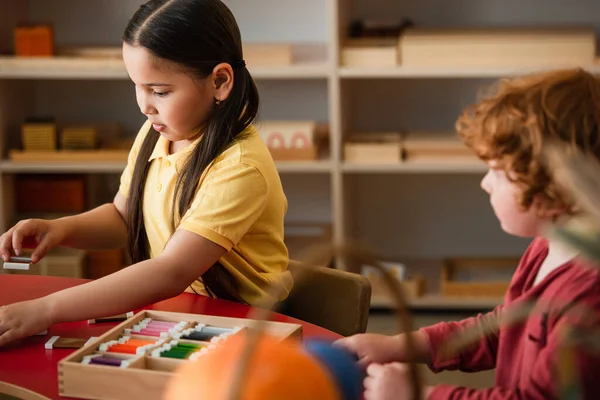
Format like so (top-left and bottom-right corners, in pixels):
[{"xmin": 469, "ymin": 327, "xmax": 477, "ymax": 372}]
[
  {"xmin": 339, "ymin": 63, "xmax": 600, "ymax": 79},
  {"xmin": 0, "ymin": 160, "xmax": 127, "ymax": 173},
  {"xmin": 0, "ymin": 56, "xmax": 129, "ymax": 80},
  {"xmin": 371, "ymin": 294, "xmax": 502, "ymax": 311},
  {"xmin": 0, "ymin": 55, "xmax": 331, "ymax": 80},
  {"xmin": 342, "ymin": 159, "xmax": 487, "ymax": 174},
  {"xmin": 0, "ymin": 160, "xmax": 332, "ymax": 174}
]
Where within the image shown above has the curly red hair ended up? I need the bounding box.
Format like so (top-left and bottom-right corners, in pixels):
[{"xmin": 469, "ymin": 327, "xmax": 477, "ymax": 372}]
[{"xmin": 457, "ymin": 68, "xmax": 600, "ymax": 213}]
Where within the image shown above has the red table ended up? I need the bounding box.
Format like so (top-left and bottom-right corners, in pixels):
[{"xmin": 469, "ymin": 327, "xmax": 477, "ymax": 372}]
[{"xmin": 0, "ymin": 275, "xmax": 341, "ymax": 400}]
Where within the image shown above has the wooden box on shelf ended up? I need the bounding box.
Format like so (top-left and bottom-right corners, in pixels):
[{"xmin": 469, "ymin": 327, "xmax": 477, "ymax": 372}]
[
  {"xmin": 258, "ymin": 120, "xmax": 326, "ymax": 161},
  {"xmin": 341, "ymin": 38, "xmax": 399, "ymax": 67},
  {"xmin": 61, "ymin": 126, "xmax": 98, "ymax": 150},
  {"xmin": 401, "ymin": 132, "xmax": 474, "ymax": 161},
  {"xmin": 57, "ymin": 46, "xmax": 122, "ymax": 59},
  {"xmin": 243, "ymin": 43, "xmax": 293, "ymax": 66},
  {"xmin": 441, "ymin": 257, "xmax": 520, "ymax": 298},
  {"xmin": 21, "ymin": 121, "xmax": 57, "ymax": 151},
  {"xmin": 15, "ymin": 175, "xmax": 86, "ymax": 213},
  {"xmin": 14, "ymin": 25, "xmax": 54, "ymax": 56},
  {"xmin": 362, "ymin": 262, "xmax": 426, "ymax": 300},
  {"xmin": 58, "ymin": 310, "xmax": 302, "ymax": 400},
  {"xmin": 398, "ymin": 27, "xmax": 597, "ymax": 67},
  {"xmin": 344, "ymin": 132, "xmax": 403, "ymax": 163},
  {"xmin": 41, "ymin": 247, "xmax": 87, "ymax": 278},
  {"xmin": 369, "ymin": 275, "xmax": 426, "ymax": 304}
]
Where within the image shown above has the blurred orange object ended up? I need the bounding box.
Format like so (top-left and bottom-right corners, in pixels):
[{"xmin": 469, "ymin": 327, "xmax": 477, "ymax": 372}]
[
  {"xmin": 164, "ymin": 331, "xmax": 341, "ymax": 400},
  {"xmin": 14, "ymin": 25, "xmax": 54, "ymax": 56}
]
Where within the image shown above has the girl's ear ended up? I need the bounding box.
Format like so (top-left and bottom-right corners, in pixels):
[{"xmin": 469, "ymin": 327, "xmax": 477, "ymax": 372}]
[{"xmin": 212, "ymin": 62, "xmax": 234, "ymax": 103}]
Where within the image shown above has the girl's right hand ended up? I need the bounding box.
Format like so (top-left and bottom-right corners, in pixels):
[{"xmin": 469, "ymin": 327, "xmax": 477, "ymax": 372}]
[{"xmin": 0, "ymin": 219, "xmax": 67, "ymax": 263}]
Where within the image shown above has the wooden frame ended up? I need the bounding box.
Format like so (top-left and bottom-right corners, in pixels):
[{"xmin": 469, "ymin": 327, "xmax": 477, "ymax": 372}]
[{"xmin": 58, "ymin": 310, "xmax": 302, "ymax": 400}]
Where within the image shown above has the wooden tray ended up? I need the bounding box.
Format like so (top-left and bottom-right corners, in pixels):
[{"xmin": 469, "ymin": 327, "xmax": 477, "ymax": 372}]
[
  {"xmin": 58, "ymin": 310, "xmax": 302, "ymax": 400},
  {"xmin": 441, "ymin": 257, "xmax": 520, "ymax": 298}
]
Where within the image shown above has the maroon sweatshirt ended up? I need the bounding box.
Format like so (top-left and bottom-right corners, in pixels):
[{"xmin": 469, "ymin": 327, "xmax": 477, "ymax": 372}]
[{"xmin": 421, "ymin": 237, "xmax": 600, "ymax": 399}]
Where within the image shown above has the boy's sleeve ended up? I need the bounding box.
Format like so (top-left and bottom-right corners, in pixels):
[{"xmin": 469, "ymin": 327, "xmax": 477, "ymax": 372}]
[
  {"xmin": 427, "ymin": 297, "xmax": 600, "ymax": 400},
  {"xmin": 118, "ymin": 119, "xmax": 152, "ymax": 199},
  {"xmin": 420, "ymin": 305, "xmax": 503, "ymax": 373},
  {"xmin": 178, "ymin": 162, "xmax": 268, "ymax": 251}
]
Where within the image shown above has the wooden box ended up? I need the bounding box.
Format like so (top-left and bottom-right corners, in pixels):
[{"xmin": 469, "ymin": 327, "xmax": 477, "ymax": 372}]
[
  {"xmin": 258, "ymin": 120, "xmax": 323, "ymax": 161},
  {"xmin": 61, "ymin": 126, "xmax": 98, "ymax": 150},
  {"xmin": 401, "ymin": 132, "xmax": 474, "ymax": 161},
  {"xmin": 14, "ymin": 25, "xmax": 54, "ymax": 56},
  {"xmin": 341, "ymin": 38, "xmax": 399, "ymax": 67},
  {"xmin": 243, "ymin": 43, "xmax": 293, "ymax": 66},
  {"xmin": 22, "ymin": 122, "xmax": 57, "ymax": 151},
  {"xmin": 15, "ymin": 175, "xmax": 86, "ymax": 213},
  {"xmin": 441, "ymin": 257, "xmax": 520, "ymax": 298},
  {"xmin": 41, "ymin": 247, "xmax": 87, "ymax": 278},
  {"xmin": 399, "ymin": 27, "xmax": 596, "ymax": 67},
  {"xmin": 362, "ymin": 262, "xmax": 426, "ymax": 300},
  {"xmin": 58, "ymin": 310, "xmax": 302, "ymax": 400},
  {"xmin": 344, "ymin": 132, "xmax": 403, "ymax": 163},
  {"xmin": 369, "ymin": 275, "xmax": 426, "ymax": 301},
  {"xmin": 58, "ymin": 46, "xmax": 122, "ymax": 59}
]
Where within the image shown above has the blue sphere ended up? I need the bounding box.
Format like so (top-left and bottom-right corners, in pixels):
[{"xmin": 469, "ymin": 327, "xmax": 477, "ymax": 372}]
[{"xmin": 302, "ymin": 338, "xmax": 363, "ymax": 400}]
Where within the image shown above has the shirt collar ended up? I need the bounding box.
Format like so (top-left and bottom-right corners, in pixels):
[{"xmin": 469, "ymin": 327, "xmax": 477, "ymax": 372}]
[{"xmin": 148, "ymin": 132, "xmax": 203, "ymax": 163}]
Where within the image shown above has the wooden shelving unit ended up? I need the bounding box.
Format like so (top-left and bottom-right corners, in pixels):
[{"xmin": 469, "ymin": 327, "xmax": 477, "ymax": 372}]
[{"xmin": 1, "ymin": 0, "xmax": 597, "ymax": 310}]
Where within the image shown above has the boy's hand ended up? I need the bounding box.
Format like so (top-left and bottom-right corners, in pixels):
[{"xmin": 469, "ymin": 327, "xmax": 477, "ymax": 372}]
[
  {"xmin": 334, "ymin": 333, "xmax": 406, "ymax": 368},
  {"xmin": 0, "ymin": 299, "xmax": 54, "ymax": 347},
  {"xmin": 365, "ymin": 363, "xmax": 434, "ymax": 400},
  {"xmin": 0, "ymin": 219, "xmax": 67, "ymax": 263}
]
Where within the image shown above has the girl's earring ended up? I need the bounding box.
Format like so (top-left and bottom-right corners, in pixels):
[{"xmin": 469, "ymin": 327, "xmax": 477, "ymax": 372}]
[{"xmin": 215, "ymin": 98, "xmax": 222, "ymax": 106}]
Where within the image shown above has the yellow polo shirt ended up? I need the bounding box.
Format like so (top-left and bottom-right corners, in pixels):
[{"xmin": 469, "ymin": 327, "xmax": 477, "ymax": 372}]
[{"xmin": 118, "ymin": 120, "xmax": 292, "ymax": 305}]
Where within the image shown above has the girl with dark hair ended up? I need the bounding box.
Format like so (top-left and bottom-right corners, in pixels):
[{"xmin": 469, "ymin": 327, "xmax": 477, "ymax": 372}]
[{"xmin": 0, "ymin": 0, "xmax": 292, "ymax": 347}]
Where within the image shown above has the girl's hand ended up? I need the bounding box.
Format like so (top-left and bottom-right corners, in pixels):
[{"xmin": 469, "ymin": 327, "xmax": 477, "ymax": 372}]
[
  {"xmin": 364, "ymin": 362, "xmax": 430, "ymax": 400},
  {"xmin": 0, "ymin": 219, "xmax": 67, "ymax": 263},
  {"xmin": 0, "ymin": 299, "xmax": 54, "ymax": 347}
]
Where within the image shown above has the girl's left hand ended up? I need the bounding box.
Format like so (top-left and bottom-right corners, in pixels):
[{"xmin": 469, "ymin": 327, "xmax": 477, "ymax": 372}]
[
  {"xmin": 0, "ymin": 299, "xmax": 53, "ymax": 347},
  {"xmin": 364, "ymin": 362, "xmax": 429, "ymax": 400}
]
